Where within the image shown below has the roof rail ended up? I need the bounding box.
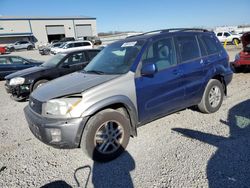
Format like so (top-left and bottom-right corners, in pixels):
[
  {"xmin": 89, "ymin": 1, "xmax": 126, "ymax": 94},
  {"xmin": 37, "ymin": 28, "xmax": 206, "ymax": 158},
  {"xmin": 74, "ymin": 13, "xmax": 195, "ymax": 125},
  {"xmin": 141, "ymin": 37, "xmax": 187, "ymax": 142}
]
[{"xmin": 126, "ymin": 28, "xmax": 209, "ymax": 38}]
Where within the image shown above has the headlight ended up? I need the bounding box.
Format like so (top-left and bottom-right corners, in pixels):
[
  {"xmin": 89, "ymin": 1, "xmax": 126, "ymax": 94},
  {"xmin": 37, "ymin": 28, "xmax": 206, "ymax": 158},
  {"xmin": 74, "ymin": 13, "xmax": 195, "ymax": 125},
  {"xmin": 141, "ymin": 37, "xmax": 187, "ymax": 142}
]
[
  {"xmin": 9, "ymin": 77, "xmax": 25, "ymax": 86},
  {"xmin": 44, "ymin": 98, "xmax": 81, "ymax": 117}
]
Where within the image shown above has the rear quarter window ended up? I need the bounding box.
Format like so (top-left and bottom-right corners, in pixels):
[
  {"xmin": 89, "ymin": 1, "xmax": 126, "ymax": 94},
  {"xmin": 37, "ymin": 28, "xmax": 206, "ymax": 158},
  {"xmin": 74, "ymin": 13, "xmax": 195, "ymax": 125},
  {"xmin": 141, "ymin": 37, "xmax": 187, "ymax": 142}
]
[{"xmin": 201, "ymin": 35, "xmax": 220, "ymax": 55}]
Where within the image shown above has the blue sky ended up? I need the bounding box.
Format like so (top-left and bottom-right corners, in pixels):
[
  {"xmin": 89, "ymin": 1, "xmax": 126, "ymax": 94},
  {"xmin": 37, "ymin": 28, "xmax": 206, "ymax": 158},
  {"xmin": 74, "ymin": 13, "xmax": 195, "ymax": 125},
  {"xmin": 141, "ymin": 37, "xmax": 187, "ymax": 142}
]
[{"xmin": 0, "ymin": 0, "xmax": 249, "ymax": 32}]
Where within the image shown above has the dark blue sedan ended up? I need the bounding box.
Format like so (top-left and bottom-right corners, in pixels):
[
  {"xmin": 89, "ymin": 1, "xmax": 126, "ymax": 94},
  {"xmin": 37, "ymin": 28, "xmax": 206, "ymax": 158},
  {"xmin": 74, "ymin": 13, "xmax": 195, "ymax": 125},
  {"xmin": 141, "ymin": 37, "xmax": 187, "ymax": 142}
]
[{"xmin": 0, "ymin": 55, "xmax": 43, "ymax": 79}]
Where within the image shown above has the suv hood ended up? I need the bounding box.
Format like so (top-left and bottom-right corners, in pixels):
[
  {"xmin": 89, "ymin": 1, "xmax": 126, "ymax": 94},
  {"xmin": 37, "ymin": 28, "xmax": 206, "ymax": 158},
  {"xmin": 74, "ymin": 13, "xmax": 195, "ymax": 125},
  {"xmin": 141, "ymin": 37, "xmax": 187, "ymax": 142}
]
[
  {"xmin": 31, "ymin": 72, "xmax": 120, "ymax": 102},
  {"xmin": 5, "ymin": 66, "xmax": 47, "ymax": 79}
]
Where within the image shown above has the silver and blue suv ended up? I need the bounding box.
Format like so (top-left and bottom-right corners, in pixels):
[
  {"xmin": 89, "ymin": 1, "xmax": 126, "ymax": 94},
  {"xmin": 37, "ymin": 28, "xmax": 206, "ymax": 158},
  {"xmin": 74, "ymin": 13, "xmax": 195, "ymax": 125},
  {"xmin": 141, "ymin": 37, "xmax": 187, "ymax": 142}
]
[{"xmin": 24, "ymin": 28, "xmax": 233, "ymax": 162}]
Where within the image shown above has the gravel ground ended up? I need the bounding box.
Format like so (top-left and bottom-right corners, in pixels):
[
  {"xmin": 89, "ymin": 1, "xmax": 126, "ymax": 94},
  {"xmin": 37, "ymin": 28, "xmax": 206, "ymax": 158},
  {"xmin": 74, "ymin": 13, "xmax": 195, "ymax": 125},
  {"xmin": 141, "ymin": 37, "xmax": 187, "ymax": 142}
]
[{"xmin": 0, "ymin": 48, "xmax": 249, "ymax": 188}]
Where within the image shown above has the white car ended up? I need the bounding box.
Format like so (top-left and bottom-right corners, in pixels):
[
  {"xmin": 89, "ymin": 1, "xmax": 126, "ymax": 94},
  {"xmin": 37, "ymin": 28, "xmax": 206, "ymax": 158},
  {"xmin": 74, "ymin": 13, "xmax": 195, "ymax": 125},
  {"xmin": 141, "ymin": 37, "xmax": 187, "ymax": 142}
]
[
  {"xmin": 50, "ymin": 40, "xmax": 93, "ymax": 54},
  {"xmin": 215, "ymin": 31, "xmax": 241, "ymax": 44}
]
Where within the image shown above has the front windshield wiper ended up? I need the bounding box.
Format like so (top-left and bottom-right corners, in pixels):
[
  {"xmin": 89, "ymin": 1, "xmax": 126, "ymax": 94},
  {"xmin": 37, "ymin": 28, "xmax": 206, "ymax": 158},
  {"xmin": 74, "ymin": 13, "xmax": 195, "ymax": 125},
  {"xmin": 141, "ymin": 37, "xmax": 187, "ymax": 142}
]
[{"xmin": 84, "ymin": 70, "xmax": 106, "ymax": 75}]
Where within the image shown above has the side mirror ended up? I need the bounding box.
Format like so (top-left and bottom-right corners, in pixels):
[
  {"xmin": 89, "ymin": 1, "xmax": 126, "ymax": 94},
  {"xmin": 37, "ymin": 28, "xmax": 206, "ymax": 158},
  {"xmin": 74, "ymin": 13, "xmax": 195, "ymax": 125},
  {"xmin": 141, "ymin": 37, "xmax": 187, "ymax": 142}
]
[
  {"xmin": 141, "ymin": 63, "xmax": 156, "ymax": 76},
  {"xmin": 62, "ymin": 64, "xmax": 70, "ymax": 68}
]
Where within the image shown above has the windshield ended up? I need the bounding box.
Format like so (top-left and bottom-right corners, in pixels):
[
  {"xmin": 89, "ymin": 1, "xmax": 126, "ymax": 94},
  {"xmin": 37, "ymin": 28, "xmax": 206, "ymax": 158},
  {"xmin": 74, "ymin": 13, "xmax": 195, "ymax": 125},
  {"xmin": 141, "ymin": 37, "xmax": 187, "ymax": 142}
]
[
  {"xmin": 41, "ymin": 53, "xmax": 66, "ymax": 67},
  {"xmin": 84, "ymin": 40, "xmax": 145, "ymax": 74}
]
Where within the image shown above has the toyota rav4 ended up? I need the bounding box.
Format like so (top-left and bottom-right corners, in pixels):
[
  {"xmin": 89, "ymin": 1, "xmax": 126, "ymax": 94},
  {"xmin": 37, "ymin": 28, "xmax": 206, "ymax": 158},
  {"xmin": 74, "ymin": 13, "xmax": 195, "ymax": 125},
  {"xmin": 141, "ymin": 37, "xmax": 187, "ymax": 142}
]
[{"xmin": 24, "ymin": 28, "xmax": 233, "ymax": 162}]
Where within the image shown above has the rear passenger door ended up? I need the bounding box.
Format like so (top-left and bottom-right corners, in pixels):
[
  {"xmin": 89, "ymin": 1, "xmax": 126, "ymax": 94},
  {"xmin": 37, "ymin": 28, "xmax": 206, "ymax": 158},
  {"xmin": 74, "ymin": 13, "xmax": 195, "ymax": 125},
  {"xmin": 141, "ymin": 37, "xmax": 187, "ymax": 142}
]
[
  {"xmin": 135, "ymin": 37, "xmax": 185, "ymax": 123},
  {"xmin": 175, "ymin": 34, "xmax": 205, "ymax": 106},
  {"xmin": 199, "ymin": 34, "xmax": 223, "ymax": 76}
]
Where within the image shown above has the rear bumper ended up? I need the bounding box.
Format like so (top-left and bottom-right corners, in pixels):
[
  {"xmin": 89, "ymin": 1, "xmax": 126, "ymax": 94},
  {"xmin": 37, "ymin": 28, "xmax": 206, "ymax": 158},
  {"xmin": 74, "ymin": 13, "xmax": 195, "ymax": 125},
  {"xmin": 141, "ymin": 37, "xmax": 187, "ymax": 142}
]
[
  {"xmin": 24, "ymin": 106, "xmax": 89, "ymax": 148},
  {"xmin": 233, "ymin": 59, "xmax": 250, "ymax": 67}
]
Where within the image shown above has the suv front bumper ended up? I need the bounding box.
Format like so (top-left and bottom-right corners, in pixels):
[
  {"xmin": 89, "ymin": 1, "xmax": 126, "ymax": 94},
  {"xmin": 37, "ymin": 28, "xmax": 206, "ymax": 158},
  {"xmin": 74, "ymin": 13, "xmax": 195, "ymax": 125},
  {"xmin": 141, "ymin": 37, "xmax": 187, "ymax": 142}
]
[{"xmin": 24, "ymin": 106, "xmax": 88, "ymax": 148}]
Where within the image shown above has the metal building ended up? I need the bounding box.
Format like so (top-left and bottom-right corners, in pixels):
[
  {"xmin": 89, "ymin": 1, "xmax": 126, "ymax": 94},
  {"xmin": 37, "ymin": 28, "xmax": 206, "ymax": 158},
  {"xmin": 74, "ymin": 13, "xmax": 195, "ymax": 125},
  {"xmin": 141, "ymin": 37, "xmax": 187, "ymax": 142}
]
[{"xmin": 0, "ymin": 16, "xmax": 97, "ymax": 46}]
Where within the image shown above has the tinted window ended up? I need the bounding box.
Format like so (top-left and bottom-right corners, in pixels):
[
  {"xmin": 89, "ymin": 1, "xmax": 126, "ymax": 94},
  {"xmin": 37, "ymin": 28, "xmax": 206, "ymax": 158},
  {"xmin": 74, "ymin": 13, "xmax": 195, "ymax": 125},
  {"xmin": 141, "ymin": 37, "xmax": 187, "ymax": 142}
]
[
  {"xmin": 20, "ymin": 41, "xmax": 28, "ymax": 44},
  {"xmin": 83, "ymin": 42, "xmax": 91, "ymax": 46},
  {"xmin": 0, "ymin": 57, "xmax": 8, "ymax": 64},
  {"xmin": 142, "ymin": 38, "xmax": 177, "ymax": 71},
  {"xmin": 74, "ymin": 42, "xmax": 83, "ymax": 47},
  {"xmin": 87, "ymin": 50, "xmax": 100, "ymax": 60},
  {"xmin": 63, "ymin": 52, "xmax": 86, "ymax": 65},
  {"xmin": 224, "ymin": 32, "xmax": 230, "ymax": 37},
  {"xmin": 201, "ymin": 35, "xmax": 219, "ymax": 55},
  {"xmin": 217, "ymin": 33, "xmax": 222, "ymax": 37},
  {"xmin": 176, "ymin": 35, "xmax": 200, "ymax": 62},
  {"xmin": 10, "ymin": 57, "xmax": 26, "ymax": 64}
]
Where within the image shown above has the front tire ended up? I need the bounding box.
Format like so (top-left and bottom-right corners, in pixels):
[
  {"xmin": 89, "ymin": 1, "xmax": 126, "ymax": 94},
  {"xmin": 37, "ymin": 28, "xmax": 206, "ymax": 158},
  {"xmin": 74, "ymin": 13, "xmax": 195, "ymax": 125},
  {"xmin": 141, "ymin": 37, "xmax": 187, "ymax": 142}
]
[
  {"xmin": 198, "ymin": 79, "xmax": 224, "ymax": 113},
  {"xmin": 32, "ymin": 79, "xmax": 48, "ymax": 91},
  {"xmin": 27, "ymin": 45, "xmax": 33, "ymax": 50},
  {"xmin": 81, "ymin": 109, "xmax": 130, "ymax": 162}
]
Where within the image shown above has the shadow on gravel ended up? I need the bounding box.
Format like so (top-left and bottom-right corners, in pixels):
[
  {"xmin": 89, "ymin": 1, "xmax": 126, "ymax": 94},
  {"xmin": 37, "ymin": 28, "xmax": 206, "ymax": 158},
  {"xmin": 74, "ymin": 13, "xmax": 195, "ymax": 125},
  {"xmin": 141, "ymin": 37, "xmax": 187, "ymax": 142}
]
[
  {"xmin": 40, "ymin": 151, "xmax": 135, "ymax": 188},
  {"xmin": 173, "ymin": 99, "xmax": 250, "ymax": 188},
  {"xmin": 91, "ymin": 151, "xmax": 135, "ymax": 188},
  {"xmin": 40, "ymin": 180, "xmax": 72, "ymax": 188}
]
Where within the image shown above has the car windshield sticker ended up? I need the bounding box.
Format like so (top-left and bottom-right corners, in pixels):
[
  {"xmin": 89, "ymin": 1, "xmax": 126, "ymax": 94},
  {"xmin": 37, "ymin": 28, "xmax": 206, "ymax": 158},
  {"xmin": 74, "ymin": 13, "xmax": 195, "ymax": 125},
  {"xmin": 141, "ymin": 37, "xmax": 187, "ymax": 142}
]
[{"xmin": 121, "ymin": 41, "xmax": 137, "ymax": 47}]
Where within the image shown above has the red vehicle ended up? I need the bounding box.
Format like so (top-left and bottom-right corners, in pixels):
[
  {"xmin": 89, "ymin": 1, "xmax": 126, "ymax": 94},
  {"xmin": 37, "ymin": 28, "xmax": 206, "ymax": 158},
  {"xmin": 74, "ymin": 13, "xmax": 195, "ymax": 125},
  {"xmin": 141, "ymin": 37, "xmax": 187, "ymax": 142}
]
[
  {"xmin": 0, "ymin": 46, "xmax": 7, "ymax": 55},
  {"xmin": 232, "ymin": 32, "xmax": 250, "ymax": 72}
]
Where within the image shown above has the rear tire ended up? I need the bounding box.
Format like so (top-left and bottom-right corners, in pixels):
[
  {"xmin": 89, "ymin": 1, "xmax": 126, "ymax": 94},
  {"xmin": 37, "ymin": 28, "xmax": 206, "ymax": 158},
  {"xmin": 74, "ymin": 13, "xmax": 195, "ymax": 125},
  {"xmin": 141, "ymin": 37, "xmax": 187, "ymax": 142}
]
[
  {"xmin": 198, "ymin": 79, "xmax": 224, "ymax": 113},
  {"xmin": 233, "ymin": 38, "xmax": 240, "ymax": 45},
  {"xmin": 81, "ymin": 109, "xmax": 130, "ymax": 162},
  {"xmin": 32, "ymin": 79, "xmax": 48, "ymax": 91}
]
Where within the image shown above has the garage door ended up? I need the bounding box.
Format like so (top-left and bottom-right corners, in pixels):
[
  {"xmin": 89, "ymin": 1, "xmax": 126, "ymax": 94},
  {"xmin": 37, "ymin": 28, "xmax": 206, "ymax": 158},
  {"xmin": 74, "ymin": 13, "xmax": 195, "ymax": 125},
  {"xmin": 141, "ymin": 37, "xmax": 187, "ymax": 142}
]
[
  {"xmin": 46, "ymin": 25, "xmax": 65, "ymax": 35},
  {"xmin": 76, "ymin": 24, "xmax": 92, "ymax": 38}
]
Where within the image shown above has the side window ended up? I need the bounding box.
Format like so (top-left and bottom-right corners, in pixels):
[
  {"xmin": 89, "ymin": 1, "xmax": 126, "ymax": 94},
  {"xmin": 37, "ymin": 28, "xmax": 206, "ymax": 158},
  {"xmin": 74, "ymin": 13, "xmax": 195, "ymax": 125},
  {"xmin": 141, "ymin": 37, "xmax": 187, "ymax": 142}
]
[
  {"xmin": 176, "ymin": 35, "xmax": 200, "ymax": 62},
  {"xmin": 10, "ymin": 57, "xmax": 26, "ymax": 64},
  {"xmin": 201, "ymin": 35, "xmax": 219, "ymax": 55},
  {"xmin": 74, "ymin": 42, "xmax": 83, "ymax": 47},
  {"xmin": 87, "ymin": 51, "xmax": 99, "ymax": 60},
  {"xmin": 217, "ymin": 33, "xmax": 222, "ymax": 37},
  {"xmin": 83, "ymin": 42, "xmax": 91, "ymax": 46},
  {"xmin": 223, "ymin": 32, "xmax": 230, "ymax": 37},
  {"xmin": 66, "ymin": 43, "xmax": 74, "ymax": 48},
  {"xmin": 142, "ymin": 38, "xmax": 177, "ymax": 71},
  {"xmin": 63, "ymin": 52, "xmax": 86, "ymax": 65},
  {"xmin": 0, "ymin": 58, "xmax": 8, "ymax": 64}
]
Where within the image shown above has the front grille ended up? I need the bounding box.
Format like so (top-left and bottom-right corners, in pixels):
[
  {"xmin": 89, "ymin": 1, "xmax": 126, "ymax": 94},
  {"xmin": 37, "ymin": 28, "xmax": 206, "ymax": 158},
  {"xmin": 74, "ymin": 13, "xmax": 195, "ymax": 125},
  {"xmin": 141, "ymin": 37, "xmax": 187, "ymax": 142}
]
[{"xmin": 29, "ymin": 97, "xmax": 43, "ymax": 114}]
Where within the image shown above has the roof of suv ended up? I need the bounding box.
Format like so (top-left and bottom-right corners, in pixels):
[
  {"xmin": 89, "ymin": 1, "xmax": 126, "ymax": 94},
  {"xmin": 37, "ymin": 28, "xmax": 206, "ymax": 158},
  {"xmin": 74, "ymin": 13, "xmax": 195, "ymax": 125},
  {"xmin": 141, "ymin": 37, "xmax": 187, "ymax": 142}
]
[
  {"xmin": 123, "ymin": 28, "xmax": 213, "ymax": 41},
  {"xmin": 65, "ymin": 40, "xmax": 92, "ymax": 44}
]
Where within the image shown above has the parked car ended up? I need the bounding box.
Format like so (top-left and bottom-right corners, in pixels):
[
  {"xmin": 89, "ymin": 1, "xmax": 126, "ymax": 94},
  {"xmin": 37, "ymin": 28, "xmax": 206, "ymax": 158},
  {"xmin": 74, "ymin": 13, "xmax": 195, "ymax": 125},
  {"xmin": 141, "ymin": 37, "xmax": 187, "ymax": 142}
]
[
  {"xmin": 215, "ymin": 31, "xmax": 241, "ymax": 45},
  {"xmin": 6, "ymin": 41, "xmax": 35, "ymax": 52},
  {"xmin": 39, "ymin": 42, "xmax": 64, "ymax": 55},
  {"xmin": 24, "ymin": 28, "xmax": 233, "ymax": 162},
  {"xmin": 232, "ymin": 31, "xmax": 250, "ymax": 72},
  {"xmin": 78, "ymin": 36, "xmax": 102, "ymax": 45},
  {"xmin": 5, "ymin": 49, "xmax": 100, "ymax": 101},
  {"xmin": 0, "ymin": 55, "xmax": 43, "ymax": 80},
  {"xmin": 50, "ymin": 41, "xmax": 93, "ymax": 54},
  {"xmin": 0, "ymin": 46, "xmax": 9, "ymax": 55}
]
